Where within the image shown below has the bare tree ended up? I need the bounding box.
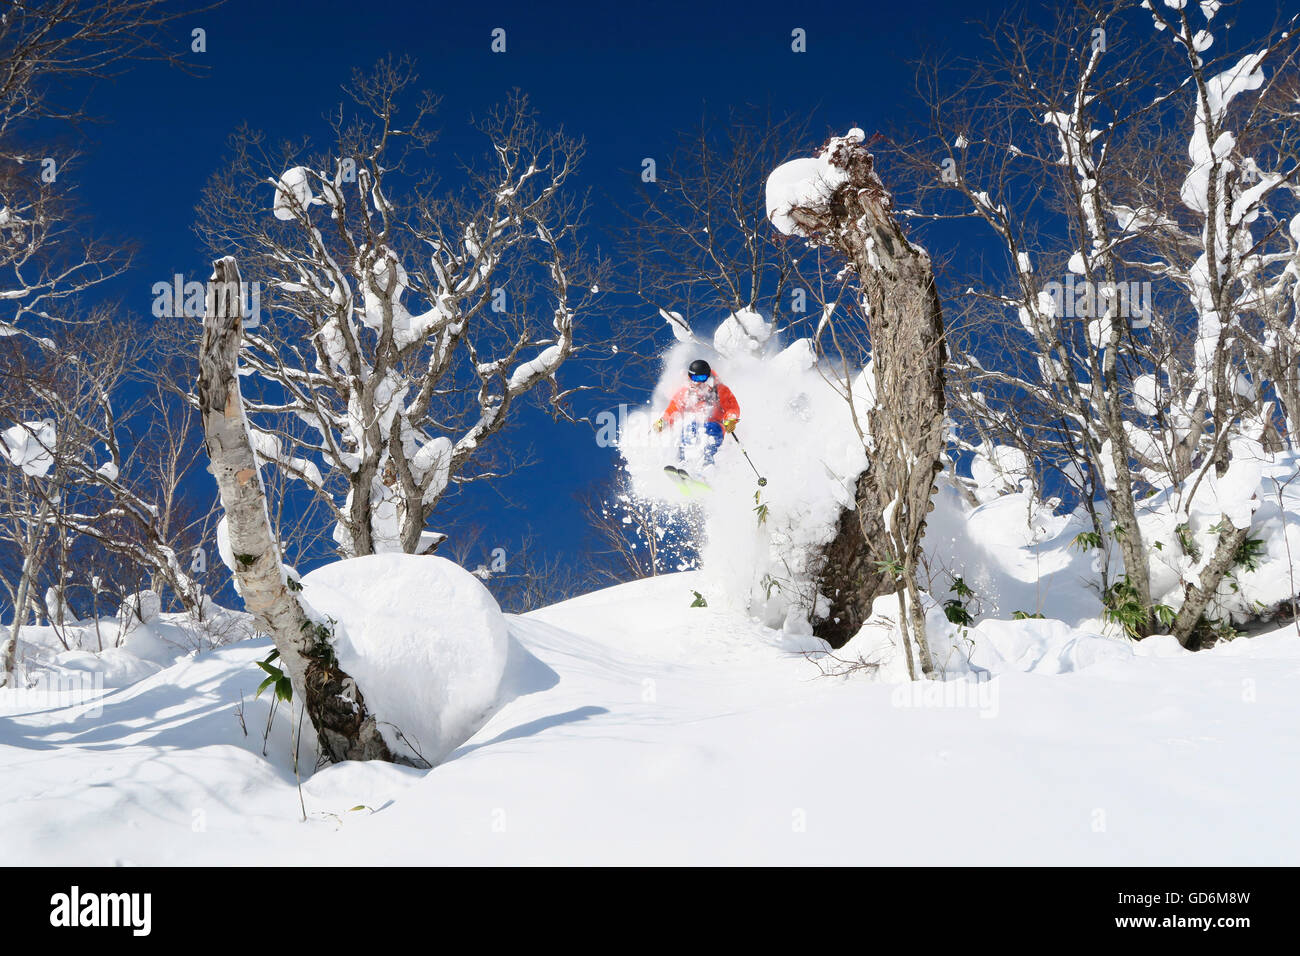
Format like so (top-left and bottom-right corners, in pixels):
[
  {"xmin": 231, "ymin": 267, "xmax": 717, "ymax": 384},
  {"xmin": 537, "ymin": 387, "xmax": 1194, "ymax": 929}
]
[
  {"xmin": 900, "ymin": 0, "xmax": 1300, "ymax": 645},
  {"xmin": 0, "ymin": 421, "xmax": 59, "ymax": 681},
  {"xmin": 619, "ymin": 109, "xmax": 826, "ymax": 359},
  {"xmin": 0, "ymin": 0, "xmax": 213, "ymax": 338},
  {"xmin": 772, "ymin": 132, "xmax": 947, "ymax": 676},
  {"xmin": 0, "ymin": 1, "xmax": 211, "ymax": 131},
  {"xmin": 578, "ymin": 469, "xmax": 701, "ymax": 581},
  {"xmin": 1, "ymin": 0, "xmax": 220, "ymax": 680},
  {"xmin": 448, "ymin": 528, "xmax": 602, "ymax": 613},
  {"xmin": 0, "ymin": 315, "xmax": 218, "ymax": 684},
  {"xmin": 195, "ymin": 58, "xmax": 606, "ymax": 559},
  {"xmin": 199, "ymin": 257, "xmax": 396, "ymax": 763}
]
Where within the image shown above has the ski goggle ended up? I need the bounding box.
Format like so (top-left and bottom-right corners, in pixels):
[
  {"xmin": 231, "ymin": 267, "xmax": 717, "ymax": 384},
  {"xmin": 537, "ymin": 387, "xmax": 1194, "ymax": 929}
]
[{"xmin": 689, "ymin": 372, "xmax": 709, "ymax": 382}]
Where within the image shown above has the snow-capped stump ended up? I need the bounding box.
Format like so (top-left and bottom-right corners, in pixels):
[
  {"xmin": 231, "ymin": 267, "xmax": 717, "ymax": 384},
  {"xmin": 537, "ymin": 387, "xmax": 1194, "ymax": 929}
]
[
  {"xmin": 761, "ymin": 130, "xmax": 948, "ymax": 667},
  {"xmin": 764, "ymin": 131, "xmax": 862, "ymax": 237},
  {"xmin": 300, "ymin": 553, "xmax": 509, "ymax": 766}
]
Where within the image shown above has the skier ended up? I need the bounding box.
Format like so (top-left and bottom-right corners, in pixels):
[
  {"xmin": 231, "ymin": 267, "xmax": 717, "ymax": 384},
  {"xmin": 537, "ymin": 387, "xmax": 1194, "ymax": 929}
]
[{"xmin": 652, "ymin": 359, "xmax": 740, "ymax": 469}]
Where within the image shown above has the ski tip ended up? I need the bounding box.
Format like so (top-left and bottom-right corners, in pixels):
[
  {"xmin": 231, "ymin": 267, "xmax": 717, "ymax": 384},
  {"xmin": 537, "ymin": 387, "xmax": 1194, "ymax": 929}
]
[{"xmin": 664, "ymin": 465, "xmax": 710, "ymax": 495}]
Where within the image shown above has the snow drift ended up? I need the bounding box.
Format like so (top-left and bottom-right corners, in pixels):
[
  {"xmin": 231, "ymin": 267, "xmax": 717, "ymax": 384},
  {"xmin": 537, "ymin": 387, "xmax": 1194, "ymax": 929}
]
[
  {"xmin": 301, "ymin": 554, "xmax": 509, "ymax": 765},
  {"xmin": 5, "ymin": 569, "xmax": 1300, "ymax": 865}
]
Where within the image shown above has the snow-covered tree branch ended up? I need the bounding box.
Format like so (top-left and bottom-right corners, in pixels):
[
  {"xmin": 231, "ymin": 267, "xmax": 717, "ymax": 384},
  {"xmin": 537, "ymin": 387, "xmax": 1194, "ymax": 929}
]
[
  {"xmin": 904, "ymin": 0, "xmax": 1300, "ymax": 646},
  {"xmin": 196, "ymin": 61, "xmax": 605, "ymax": 558}
]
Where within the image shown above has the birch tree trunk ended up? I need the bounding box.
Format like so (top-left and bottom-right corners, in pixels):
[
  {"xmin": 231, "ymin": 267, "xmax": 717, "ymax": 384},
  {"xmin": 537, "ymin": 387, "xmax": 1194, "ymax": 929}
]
[
  {"xmin": 787, "ymin": 139, "xmax": 946, "ymax": 670},
  {"xmin": 1170, "ymin": 518, "xmax": 1252, "ymax": 648},
  {"xmin": 199, "ymin": 257, "xmax": 398, "ymax": 764},
  {"xmin": 2, "ymin": 495, "xmax": 54, "ymax": 688}
]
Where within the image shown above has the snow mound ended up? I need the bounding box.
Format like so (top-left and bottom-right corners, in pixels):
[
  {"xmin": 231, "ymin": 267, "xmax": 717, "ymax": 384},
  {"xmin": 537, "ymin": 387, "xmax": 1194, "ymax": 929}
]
[
  {"xmin": 2, "ymin": 604, "xmax": 254, "ymax": 691},
  {"xmin": 301, "ymin": 554, "xmax": 509, "ymax": 766},
  {"xmin": 837, "ymin": 594, "xmax": 1132, "ymax": 684},
  {"xmin": 963, "ymin": 617, "xmax": 1134, "ymax": 674}
]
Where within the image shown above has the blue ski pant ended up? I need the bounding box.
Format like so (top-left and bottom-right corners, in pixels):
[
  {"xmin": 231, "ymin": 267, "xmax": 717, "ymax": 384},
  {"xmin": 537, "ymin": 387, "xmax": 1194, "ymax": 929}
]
[{"xmin": 681, "ymin": 420, "xmax": 724, "ymax": 464}]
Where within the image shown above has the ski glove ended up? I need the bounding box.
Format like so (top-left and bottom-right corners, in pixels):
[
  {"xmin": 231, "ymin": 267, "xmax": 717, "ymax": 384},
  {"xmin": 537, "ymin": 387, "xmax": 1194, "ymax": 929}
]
[{"xmin": 721, "ymin": 417, "xmax": 739, "ymax": 434}]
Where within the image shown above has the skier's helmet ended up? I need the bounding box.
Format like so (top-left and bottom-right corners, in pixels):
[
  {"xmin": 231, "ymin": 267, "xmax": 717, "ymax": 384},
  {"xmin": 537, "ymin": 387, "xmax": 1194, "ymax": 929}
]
[{"xmin": 688, "ymin": 359, "xmax": 711, "ymax": 382}]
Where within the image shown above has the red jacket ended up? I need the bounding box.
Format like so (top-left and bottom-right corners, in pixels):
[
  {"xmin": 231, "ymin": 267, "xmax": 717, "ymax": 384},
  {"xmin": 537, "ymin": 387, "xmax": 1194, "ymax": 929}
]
[{"xmin": 663, "ymin": 377, "xmax": 740, "ymax": 425}]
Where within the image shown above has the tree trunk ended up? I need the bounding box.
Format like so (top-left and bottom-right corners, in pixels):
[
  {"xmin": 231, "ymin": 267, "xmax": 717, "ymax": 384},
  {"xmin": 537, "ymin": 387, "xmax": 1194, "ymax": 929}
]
[
  {"xmin": 1170, "ymin": 518, "xmax": 1251, "ymax": 648},
  {"xmin": 815, "ymin": 482, "xmax": 885, "ymax": 647},
  {"xmin": 199, "ymin": 256, "xmax": 398, "ymax": 764},
  {"xmin": 1104, "ymin": 419, "xmax": 1155, "ymax": 637},
  {"xmin": 2, "ymin": 495, "xmax": 53, "ymax": 688},
  {"xmin": 789, "ymin": 139, "xmax": 947, "ymax": 660}
]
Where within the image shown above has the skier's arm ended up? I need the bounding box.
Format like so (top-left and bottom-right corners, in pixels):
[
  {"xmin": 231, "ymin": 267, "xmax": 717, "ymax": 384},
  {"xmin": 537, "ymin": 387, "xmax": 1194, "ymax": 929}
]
[
  {"xmin": 717, "ymin": 385, "xmax": 740, "ymax": 431},
  {"xmin": 656, "ymin": 389, "xmax": 686, "ymax": 429}
]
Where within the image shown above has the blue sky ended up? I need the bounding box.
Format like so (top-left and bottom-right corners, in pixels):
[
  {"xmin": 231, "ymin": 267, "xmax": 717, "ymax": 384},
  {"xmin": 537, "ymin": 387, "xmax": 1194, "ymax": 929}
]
[{"xmin": 65, "ymin": 0, "xmax": 1019, "ymax": 577}]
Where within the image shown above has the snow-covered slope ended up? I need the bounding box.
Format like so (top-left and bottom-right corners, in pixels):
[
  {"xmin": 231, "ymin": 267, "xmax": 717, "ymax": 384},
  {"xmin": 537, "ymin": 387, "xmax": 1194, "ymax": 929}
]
[{"xmin": 3, "ymin": 571, "xmax": 1298, "ymax": 865}]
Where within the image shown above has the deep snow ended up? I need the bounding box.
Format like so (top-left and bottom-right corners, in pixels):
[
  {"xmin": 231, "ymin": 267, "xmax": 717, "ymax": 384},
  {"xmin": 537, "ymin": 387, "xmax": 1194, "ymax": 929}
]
[{"xmin": 2, "ymin": 571, "xmax": 1298, "ymax": 865}]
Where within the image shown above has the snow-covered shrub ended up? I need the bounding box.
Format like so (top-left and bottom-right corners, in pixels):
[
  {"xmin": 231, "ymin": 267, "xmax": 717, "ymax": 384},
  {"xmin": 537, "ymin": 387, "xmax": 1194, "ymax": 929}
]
[
  {"xmin": 939, "ymin": 440, "xmax": 1300, "ymax": 642},
  {"xmin": 119, "ymin": 589, "xmax": 162, "ymax": 625}
]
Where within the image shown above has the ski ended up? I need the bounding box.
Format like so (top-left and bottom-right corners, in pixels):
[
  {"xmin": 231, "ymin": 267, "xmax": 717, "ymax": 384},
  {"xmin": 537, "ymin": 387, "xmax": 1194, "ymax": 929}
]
[{"xmin": 664, "ymin": 465, "xmax": 712, "ymax": 496}]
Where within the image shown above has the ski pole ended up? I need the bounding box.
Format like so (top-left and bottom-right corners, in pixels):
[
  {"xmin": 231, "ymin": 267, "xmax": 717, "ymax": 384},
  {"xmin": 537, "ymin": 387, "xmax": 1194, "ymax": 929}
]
[{"xmin": 731, "ymin": 432, "xmax": 767, "ymax": 486}]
